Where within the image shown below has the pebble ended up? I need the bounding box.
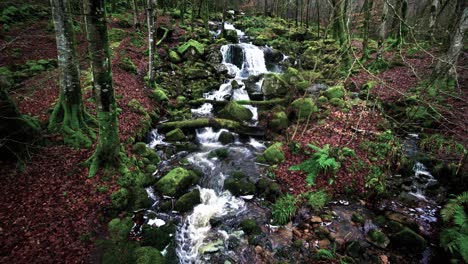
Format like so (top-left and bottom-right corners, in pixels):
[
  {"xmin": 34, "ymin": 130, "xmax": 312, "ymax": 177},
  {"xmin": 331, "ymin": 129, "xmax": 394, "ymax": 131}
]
[
  {"xmin": 255, "ymin": 246, "xmax": 263, "ymax": 254},
  {"xmin": 318, "ymin": 239, "xmax": 331, "ymax": 248},
  {"xmin": 310, "ymin": 216, "xmax": 323, "ymax": 223}
]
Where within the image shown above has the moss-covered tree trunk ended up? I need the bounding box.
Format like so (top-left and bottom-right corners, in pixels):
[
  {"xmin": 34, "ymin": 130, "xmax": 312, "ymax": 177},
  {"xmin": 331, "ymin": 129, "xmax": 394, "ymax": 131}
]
[
  {"xmin": 433, "ymin": 1, "xmax": 467, "ymax": 78},
  {"xmin": 147, "ymin": 0, "xmax": 156, "ymax": 85},
  {"xmin": 394, "ymin": 0, "xmax": 408, "ymax": 47},
  {"xmin": 361, "ymin": 0, "xmax": 374, "ymax": 61},
  {"xmin": 83, "ymin": 0, "xmax": 121, "ymax": 176},
  {"xmin": 132, "ymin": 0, "xmax": 140, "ymax": 30},
  {"xmin": 378, "ymin": 1, "xmax": 389, "ymax": 42},
  {"xmin": 331, "ymin": 0, "xmax": 350, "ymax": 69},
  {"xmin": 49, "ymin": 0, "xmax": 95, "ymax": 148},
  {"xmin": 428, "ymin": 0, "xmax": 439, "ymax": 41}
]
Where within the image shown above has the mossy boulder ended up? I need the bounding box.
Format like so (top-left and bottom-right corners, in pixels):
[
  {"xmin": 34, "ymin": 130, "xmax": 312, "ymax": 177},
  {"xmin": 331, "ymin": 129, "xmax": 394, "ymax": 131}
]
[
  {"xmin": 261, "ymin": 73, "xmax": 288, "ymax": 98},
  {"xmin": 155, "ymin": 167, "xmax": 199, "ymax": 197},
  {"xmin": 110, "ymin": 188, "xmax": 130, "ymax": 210},
  {"xmin": 165, "ymin": 128, "xmax": 186, "ymax": 142},
  {"xmin": 390, "ymin": 227, "xmax": 427, "ymax": 252},
  {"xmin": 257, "ymin": 142, "xmax": 285, "ymax": 164},
  {"xmin": 317, "ymin": 96, "xmax": 328, "ymax": 105},
  {"xmin": 270, "ymin": 111, "xmax": 288, "ymax": 132},
  {"xmin": 283, "ymin": 67, "xmax": 304, "ymax": 86},
  {"xmin": 169, "ymin": 50, "xmax": 181, "ymax": 63},
  {"xmin": 174, "ymin": 189, "xmax": 201, "ymax": 213},
  {"xmin": 301, "ymin": 47, "xmax": 321, "ymax": 70},
  {"xmin": 367, "ymin": 229, "xmax": 390, "ymax": 248},
  {"xmin": 108, "ymin": 217, "xmax": 133, "ymax": 241},
  {"xmin": 330, "ymin": 98, "xmax": 346, "ymax": 108},
  {"xmin": 177, "ymin": 39, "xmax": 205, "ymax": 59},
  {"xmin": 291, "ymin": 98, "xmax": 318, "ymax": 120},
  {"xmin": 208, "ymin": 148, "xmax": 229, "ymax": 159},
  {"xmin": 325, "ymin": 85, "xmax": 346, "ymax": 99},
  {"xmin": 224, "ymin": 177, "xmax": 256, "ymax": 196},
  {"xmin": 224, "ymin": 29, "xmax": 239, "ymax": 43},
  {"xmin": 218, "ymin": 101, "xmax": 253, "ymax": 122},
  {"xmin": 141, "ymin": 223, "xmax": 176, "ymax": 250},
  {"xmin": 133, "ymin": 247, "xmax": 165, "ymax": 264},
  {"xmin": 218, "ymin": 131, "xmax": 235, "ymax": 145},
  {"xmin": 241, "ymin": 219, "xmax": 262, "ymax": 235},
  {"xmin": 153, "ymin": 88, "xmax": 169, "ymax": 102}
]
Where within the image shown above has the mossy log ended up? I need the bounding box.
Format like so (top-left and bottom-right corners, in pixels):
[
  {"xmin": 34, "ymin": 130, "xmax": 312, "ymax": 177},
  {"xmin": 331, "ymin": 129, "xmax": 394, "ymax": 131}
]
[{"xmin": 159, "ymin": 118, "xmax": 264, "ymax": 136}]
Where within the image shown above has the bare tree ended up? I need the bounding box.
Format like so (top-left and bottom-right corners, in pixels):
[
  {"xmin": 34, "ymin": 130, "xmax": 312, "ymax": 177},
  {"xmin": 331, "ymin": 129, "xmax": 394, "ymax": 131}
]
[{"xmin": 147, "ymin": 0, "xmax": 157, "ymax": 85}]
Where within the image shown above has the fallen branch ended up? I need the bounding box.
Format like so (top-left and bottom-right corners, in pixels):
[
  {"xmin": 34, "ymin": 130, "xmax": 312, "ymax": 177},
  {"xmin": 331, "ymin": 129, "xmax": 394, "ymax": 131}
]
[{"xmin": 159, "ymin": 118, "xmax": 264, "ymax": 136}]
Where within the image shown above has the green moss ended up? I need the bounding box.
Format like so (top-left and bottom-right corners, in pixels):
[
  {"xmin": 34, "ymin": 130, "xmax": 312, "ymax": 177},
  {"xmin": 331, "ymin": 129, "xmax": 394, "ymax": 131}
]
[
  {"xmin": 270, "ymin": 111, "xmax": 288, "ymax": 132},
  {"xmin": 257, "ymin": 142, "xmax": 285, "ymax": 164},
  {"xmin": 283, "ymin": 67, "xmax": 304, "ymax": 85},
  {"xmin": 111, "ymin": 188, "xmax": 130, "ymax": 210},
  {"xmin": 153, "ymin": 89, "xmax": 169, "ymax": 102},
  {"xmin": 208, "ymin": 148, "xmax": 229, "ymax": 159},
  {"xmin": 368, "ymin": 229, "xmax": 390, "ymax": 248},
  {"xmin": 108, "ymin": 217, "xmax": 133, "ymax": 241},
  {"xmin": 391, "ymin": 227, "xmax": 427, "ymax": 252},
  {"xmin": 224, "ymin": 178, "xmax": 256, "ymax": 196},
  {"xmin": 317, "ymin": 96, "xmax": 328, "ymax": 104},
  {"xmin": 174, "ymin": 189, "xmax": 201, "ymax": 213},
  {"xmin": 291, "ymin": 98, "xmax": 318, "ymax": 120},
  {"xmin": 224, "ymin": 29, "xmax": 239, "ymax": 43},
  {"xmin": 165, "ymin": 128, "xmax": 186, "ymax": 142},
  {"xmin": 352, "ymin": 213, "xmax": 365, "ymax": 224},
  {"xmin": 155, "ymin": 167, "xmax": 198, "ymax": 197},
  {"xmin": 177, "ymin": 39, "xmax": 205, "ymax": 55},
  {"xmin": 218, "ymin": 131, "xmax": 235, "ymax": 145},
  {"xmin": 141, "ymin": 223, "xmax": 176, "ymax": 250},
  {"xmin": 329, "ymin": 98, "xmax": 346, "ymax": 108},
  {"xmin": 133, "ymin": 247, "xmax": 165, "ymax": 264},
  {"xmin": 132, "ymin": 142, "xmax": 148, "ymax": 155},
  {"xmin": 120, "ymin": 57, "xmax": 137, "ymax": 73},
  {"xmin": 108, "ymin": 28, "xmax": 127, "ymax": 43},
  {"xmin": 218, "ymin": 101, "xmax": 253, "ymax": 122},
  {"xmin": 261, "ymin": 73, "xmax": 288, "ymax": 98},
  {"xmin": 241, "ymin": 219, "xmax": 262, "ymax": 235},
  {"xmin": 325, "ymin": 85, "xmax": 346, "ymax": 99}
]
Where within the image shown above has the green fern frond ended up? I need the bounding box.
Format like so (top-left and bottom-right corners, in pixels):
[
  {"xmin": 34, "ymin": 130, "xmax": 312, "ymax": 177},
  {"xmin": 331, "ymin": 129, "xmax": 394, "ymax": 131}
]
[
  {"xmin": 317, "ymin": 249, "xmax": 334, "ymax": 260},
  {"xmin": 453, "ymin": 205, "xmax": 467, "ymax": 229}
]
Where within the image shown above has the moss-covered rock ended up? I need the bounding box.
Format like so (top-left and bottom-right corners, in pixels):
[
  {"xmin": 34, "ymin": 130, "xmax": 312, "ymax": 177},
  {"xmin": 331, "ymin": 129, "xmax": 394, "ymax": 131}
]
[
  {"xmin": 111, "ymin": 188, "xmax": 130, "ymax": 210},
  {"xmin": 169, "ymin": 50, "xmax": 181, "ymax": 63},
  {"xmin": 224, "ymin": 29, "xmax": 239, "ymax": 43},
  {"xmin": 208, "ymin": 148, "xmax": 229, "ymax": 159},
  {"xmin": 317, "ymin": 96, "xmax": 328, "ymax": 105},
  {"xmin": 174, "ymin": 189, "xmax": 201, "ymax": 213},
  {"xmin": 155, "ymin": 167, "xmax": 199, "ymax": 197},
  {"xmin": 153, "ymin": 88, "xmax": 169, "ymax": 102},
  {"xmin": 218, "ymin": 101, "xmax": 253, "ymax": 122},
  {"xmin": 108, "ymin": 217, "xmax": 133, "ymax": 241},
  {"xmin": 270, "ymin": 111, "xmax": 288, "ymax": 132},
  {"xmin": 132, "ymin": 142, "xmax": 149, "ymax": 155},
  {"xmin": 391, "ymin": 227, "xmax": 427, "ymax": 252},
  {"xmin": 367, "ymin": 229, "xmax": 390, "ymax": 248},
  {"xmin": 141, "ymin": 223, "xmax": 176, "ymax": 250},
  {"xmin": 241, "ymin": 219, "xmax": 262, "ymax": 235},
  {"xmin": 325, "ymin": 85, "xmax": 346, "ymax": 99},
  {"xmin": 224, "ymin": 177, "xmax": 257, "ymax": 196},
  {"xmin": 218, "ymin": 131, "xmax": 235, "ymax": 145},
  {"xmin": 291, "ymin": 98, "xmax": 318, "ymax": 120},
  {"xmin": 165, "ymin": 128, "xmax": 186, "ymax": 142},
  {"xmin": 257, "ymin": 142, "xmax": 285, "ymax": 164},
  {"xmin": 330, "ymin": 98, "xmax": 346, "ymax": 108},
  {"xmin": 177, "ymin": 39, "xmax": 205, "ymax": 57},
  {"xmin": 261, "ymin": 73, "xmax": 288, "ymax": 98},
  {"xmin": 133, "ymin": 247, "xmax": 165, "ymax": 264},
  {"xmin": 119, "ymin": 57, "xmax": 137, "ymax": 73},
  {"xmin": 351, "ymin": 213, "xmax": 365, "ymax": 224}
]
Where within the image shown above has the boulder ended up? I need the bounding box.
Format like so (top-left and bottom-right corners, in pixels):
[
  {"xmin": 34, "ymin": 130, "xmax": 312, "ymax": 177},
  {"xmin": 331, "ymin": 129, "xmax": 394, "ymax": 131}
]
[
  {"xmin": 155, "ymin": 167, "xmax": 199, "ymax": 197},
  {"xmin": 224, "ymin": 29, "xmax": 239, "ymax": 43},
  {"xmin": 257, "ymin": 142, "xmax": 285, "ymax": 164},
  {"xmin": 218, "ymin": 101, "xmax": 253, "ymax": 122},
  {"xmin": 133, "ymin": 247, "xmax": 164, "ymax": 264},
  {"xmin": 241, "ymin": 219, "xmax": 262, "ymax": 235},
  {"xmin": 261, "ymin": 73, "xmax": 288, "ymax": 98},
  {"xmin": 367, "ymin": 229, "xmax": 390, "ymax": 248},
  {"xmin": 390, "ymin": 227, "xmax": 427, "ymax": 252},
  {"xmin": 174, "ymin": 189, "xmax": 201, "ymax": 213},
  {"xmin": 283, "ymin": 67, "xmax": 304, "ymax": 86},
  {"xmin": 165, "ymin": 128, "xmax": 186, "ymax": 142},
  {"xmin": 219, "ymin": 131, "xmax": 235, "ymax": 144},
  {"xmin": 291, "ymin": 98, "xmax": 318, "ymax": 120},
  {"xmin": 269, "ymin": 111, "xmax": 288, "ymax": 132},
  {"xmin": 325, "ymin": 85, "xmax": 346, "ymax": 99},
  {"xmin": 177, "ymin": 39, "xmax": 205, "ymax": 60},
  {"xmin": 224, "ymin": 177, "xmax": 256, "ymax": 196}
]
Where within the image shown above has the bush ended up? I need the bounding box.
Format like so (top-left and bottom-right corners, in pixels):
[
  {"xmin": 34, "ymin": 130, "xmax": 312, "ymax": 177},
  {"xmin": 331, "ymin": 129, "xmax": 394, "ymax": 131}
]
[
  {"xmin": 305, "ymin": 190, "xmax": 329, "ymax": 211},
  {"xmin": 440, "ymin": 192, "xmax": 468, "ymax": 262}
]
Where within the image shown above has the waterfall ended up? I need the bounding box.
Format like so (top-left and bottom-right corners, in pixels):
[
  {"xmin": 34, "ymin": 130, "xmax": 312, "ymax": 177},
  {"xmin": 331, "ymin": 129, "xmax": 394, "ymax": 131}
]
[{"xmin": 408, "ymin": 162, "xmax": 437, "ymax": 201}]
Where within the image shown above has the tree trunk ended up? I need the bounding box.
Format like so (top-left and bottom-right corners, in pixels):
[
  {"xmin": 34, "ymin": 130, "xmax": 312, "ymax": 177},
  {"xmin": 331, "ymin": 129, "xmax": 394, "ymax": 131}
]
[
  {"xmin": 378, "ymin": 1, "xmax": 389, "ymax": 41},
  {"xmin": 361, "ymin": 0, "xmax": 374, "ymax": 61},
  {"xmin": 132, "ymin": 0, "xmax": 140, "ymax": 30},
  {"xmin": 390, "ymin": 0, "xmax": 402, "ymax": 35},
  {"xmin": 428, "ymin": 0, "xmax": 439, "ymax": 40},
  {"xmin": 159, "ymin": 118, "xmax": 265, "ymax": 137},
  {"xmin": 295, "ymin": 0, "xmax": 299, "ymax": 27},
  {"xmin": 83, "ymin": 0, "xmax": 121, "ymax": 176},
  {"xmin": 331, "ymin": 0, "xmax": 350, "ymax": 68},
  {"xmin": 394, "ymin": 0, "xmax": 408, "ymax": 46},
  {"xmin": 264, "ymin": 0, "xmax": 268, "ymax": 17},
  {"xmin": 434, "ymin": 2, "xmax": 468, "ymax": 78},
  {"xmin": 49, "ymin": 0, "xmax": 95, "ymax": 148},
  {"xmin": 147, "ymin": 0, "xmax": 157, "ymax": 85},
  {"xmin": 317, "ymin": 0, "xmax": 320, "ymax": 38},
  {"xmin": 305, "ymin": 0, "xmax": 310, "ymax": 28},
  {"xmin": 344, "ymin": 0, "xmax": 352, "ymax": 31}
]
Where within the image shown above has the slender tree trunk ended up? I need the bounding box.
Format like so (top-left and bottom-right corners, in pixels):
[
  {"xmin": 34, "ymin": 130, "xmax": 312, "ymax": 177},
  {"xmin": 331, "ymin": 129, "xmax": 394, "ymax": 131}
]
[
  {"xmin": 395, "ymin": 0, "xmax": 408, "ymax": 46},
  {"xmin": 83, "ymin": 0, "xmax": 121, "ymax": 176},
  {"xmin": 295, "ymin": 0, "xmax": 299, "ymax": 27},
  {"xmin": 378, "ymin": 1, "xmax": 389, "ymax": 42},
  {"xmin": 434, "ymin": 2, "xmax": 468, "ymax": 78},
  {"xmin": 428, "ymin": 0, "xmax": 439, "ymax": 40},
  {"xmin": 316, "ymin": 0, "xmax": 320, "ymax": 38},
  {"xmin": 331, "ymin": 0, "xmax": 350, "ymax": 68},
  {"xmin": 49, "ymin": 0, "xmax": 95, "ymax": 148},
  {"xmin": 264, "ymin": 0, "xmax": 268, "ymax": 17},
  {"xmin": 147, "ymin": 0, "xmax": 157, "ymax": 84},
  {"xmin": 344, "ymin": 0, "xmax": 352, "ymax": 31},
  {"xmin": 132, "ymin": 0, "xmax": 140, "ymax": 29},
  {"xmin": 300, "ymin": 0, "xmax": 304, "ymax": 27},
  {"xmin": 390, "ymin": 0, "xmax": 402, "ymax": 36},
  {"xmin": 361, "ymin": 0, "xmax": 374, "ymax": 61},
  {"xmin": 305, "ymin": 0, "xmax": 310, "ymax": 28}
]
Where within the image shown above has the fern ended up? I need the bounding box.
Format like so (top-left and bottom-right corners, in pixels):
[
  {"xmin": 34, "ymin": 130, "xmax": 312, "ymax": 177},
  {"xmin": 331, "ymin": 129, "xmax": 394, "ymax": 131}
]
[
  {"xmin": 289, "ymin": 144, "xmax": 340, "ymax": 186},
  {"xmin": 440, "ymin": 192, "xmax": 468, "ymax": 262},
  {"xmin": 316, "ymin": 249, "xmax": 334, "ymax": 260},
  {"xmin": 306, "ymin": 190, "xmax": 329, "ymax": 211}
]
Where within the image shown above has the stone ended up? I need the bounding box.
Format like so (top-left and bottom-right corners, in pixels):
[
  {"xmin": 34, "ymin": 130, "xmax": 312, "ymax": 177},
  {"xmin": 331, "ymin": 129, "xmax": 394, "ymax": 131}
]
[
  {"xmin": 241, "ymin": 219, "xmax": 262, "ymax": 235},
  {"xmin": 155, "ymin": 167, "xmax": 199, "ymax": 197},
  {"xmin": 367, "ymin": 229, "xmax": 390, "ymax": 248},
  {"xmin": 318, "ymin": 239, "xmax": 331, "ymax": 249},
  {"xmin": 218, "ymin": 131, "xmax": 235, "ymax": 145},
  {"xmin": 174, "ymin": 189, "xmax": 201, "ymax": 213},
  {"xmin": 390, "ymin": 227, "xmax": 427, "ymax": 252},
  {"xmin": 224, "ymin": 29, "xmax": 239, "ymax": 43},
  {"xmin": 345, "ymin": 241, "xmax": 362, "ymax": 258},
  {"xmin": 269, "ymin": 111, "xmax": 288, "ymax": 132},
  {"xmin": 218, "ymin": 101, "xmax": 253, "ymax": 122},
  {"xmin": 224, "ymin": 177, "xmax": 256, "ymax": 196},
  {"xmin": 165, "ymin": 128, "xmax": 186, "ymax": 142},
  {"xmin": 310, "ymin": 216, "xmax": 323, "ymax": 223},
  {"xmin": 351, "ymin": 213, "xmax": 365, "ymax": 224},
  {"xmin": 325, "ymin": 85, "xmax": 346, "ymax": 99},
  {"xmin": 282, "ymin": 67, "xmax": 304, "ymax": 86},
  {"xmin": 256, "ymin": 142, "xmax": 285, "ymax": 164},
  {"xmin": 291, "ymin": 98, "xmax": 318, "ymax": 120},
  {"xmin": 261, "ymin": 73, "xmax": 288, "ymax": 98},
  {"xmin": 133, "ymin": 247, "xmax": 164, "ymax": 264},
  {"xmin": 199, "ymin": 239, "xmax": 223, "ymax": 254}
]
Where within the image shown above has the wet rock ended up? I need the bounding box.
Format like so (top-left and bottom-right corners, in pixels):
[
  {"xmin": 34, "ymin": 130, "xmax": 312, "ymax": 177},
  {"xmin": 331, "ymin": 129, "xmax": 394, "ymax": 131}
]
[
  {"xmin": 141, "ymin": 222, "xmax": 176, "ymax": 250},
  {"xmin": 224, "ymin": 29, "xmax": 239, "ymax": 43},
  {"xmin": 199, "ymin": 239, "xmax": 224, "ymax": 254},
  {"xmin": 291, "ymin": 98, "xmax": 318, "ymax": 120},
  {"xmin": 165, "ymin": 128, "xmax": 186, "ymax": 142},
  {"xmin": 241, "ymin": 219, "xmax": 262, "ymax": 235},
  {"xmin": 174, "ymin": 189, "xmax": 201, "ymax": 213},
  {"xmin": 390, "ymin": 227, "xmax": 427, "ymax": 252},
  {"xmin": 155, "ymin": 167, "xmax": 199, "ymax": 197},
  {"xmin": 206, "ymin": 45, "xmax": 223, "ymax": 64},
  {"xmin": 255, "ymin": 179, "xmax": 282, "ymax": 201},
  {"xmin": 213, "ymin": 63, "xmax": 228, "ymax": 75},
  {"xmin": 318, "ymin": 239, "xmax": 331, "ymax": 249},
  {"xmin": 351, "ymin": 213, "xmax": 365, "ymax": 225},
  {"xmin": 366, "ymin": 229, "xmax": 390, "ymax": 248},
  {"xmin": 224, "ymin": 177, "xmax": 256, "ymax": 196},
  {"xmin": 219, "ymin": 131, "xmax": 235, "ymax": 145},
  {"xmin": 231, "ymin": 80, "xmax": 240, "ymax": 89},
  {"xmin": 244, "ymin": 74, "xmax": 263, "ymax": 94},
  {"xmin": 345, "ymin": 241, "xmax": 362, "ymax": 258}
]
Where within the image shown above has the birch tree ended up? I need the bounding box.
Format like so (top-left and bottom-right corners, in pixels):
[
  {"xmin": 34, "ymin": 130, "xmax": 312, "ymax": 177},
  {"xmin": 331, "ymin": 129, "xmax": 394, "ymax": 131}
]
[
  {"xmin": 361, "ymin": 0, "xmax": 374, "ymax": 61},
  {"xmin": 83, "ymin": 0, "xmax": 121, "ymax": 176},
  {"xmin": 49, "ymin": 0, "xmax": 95, "ymax": 148},
  {"xmin": 147, "ymin": 0, "xmax": 157, "ymax": 85}
]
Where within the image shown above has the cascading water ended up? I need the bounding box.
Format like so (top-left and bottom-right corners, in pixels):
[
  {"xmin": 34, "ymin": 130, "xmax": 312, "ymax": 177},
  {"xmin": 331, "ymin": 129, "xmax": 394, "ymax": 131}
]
[{"xmin": 408, "ymin": 162, "xmax": 438, "ymax": 201}]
